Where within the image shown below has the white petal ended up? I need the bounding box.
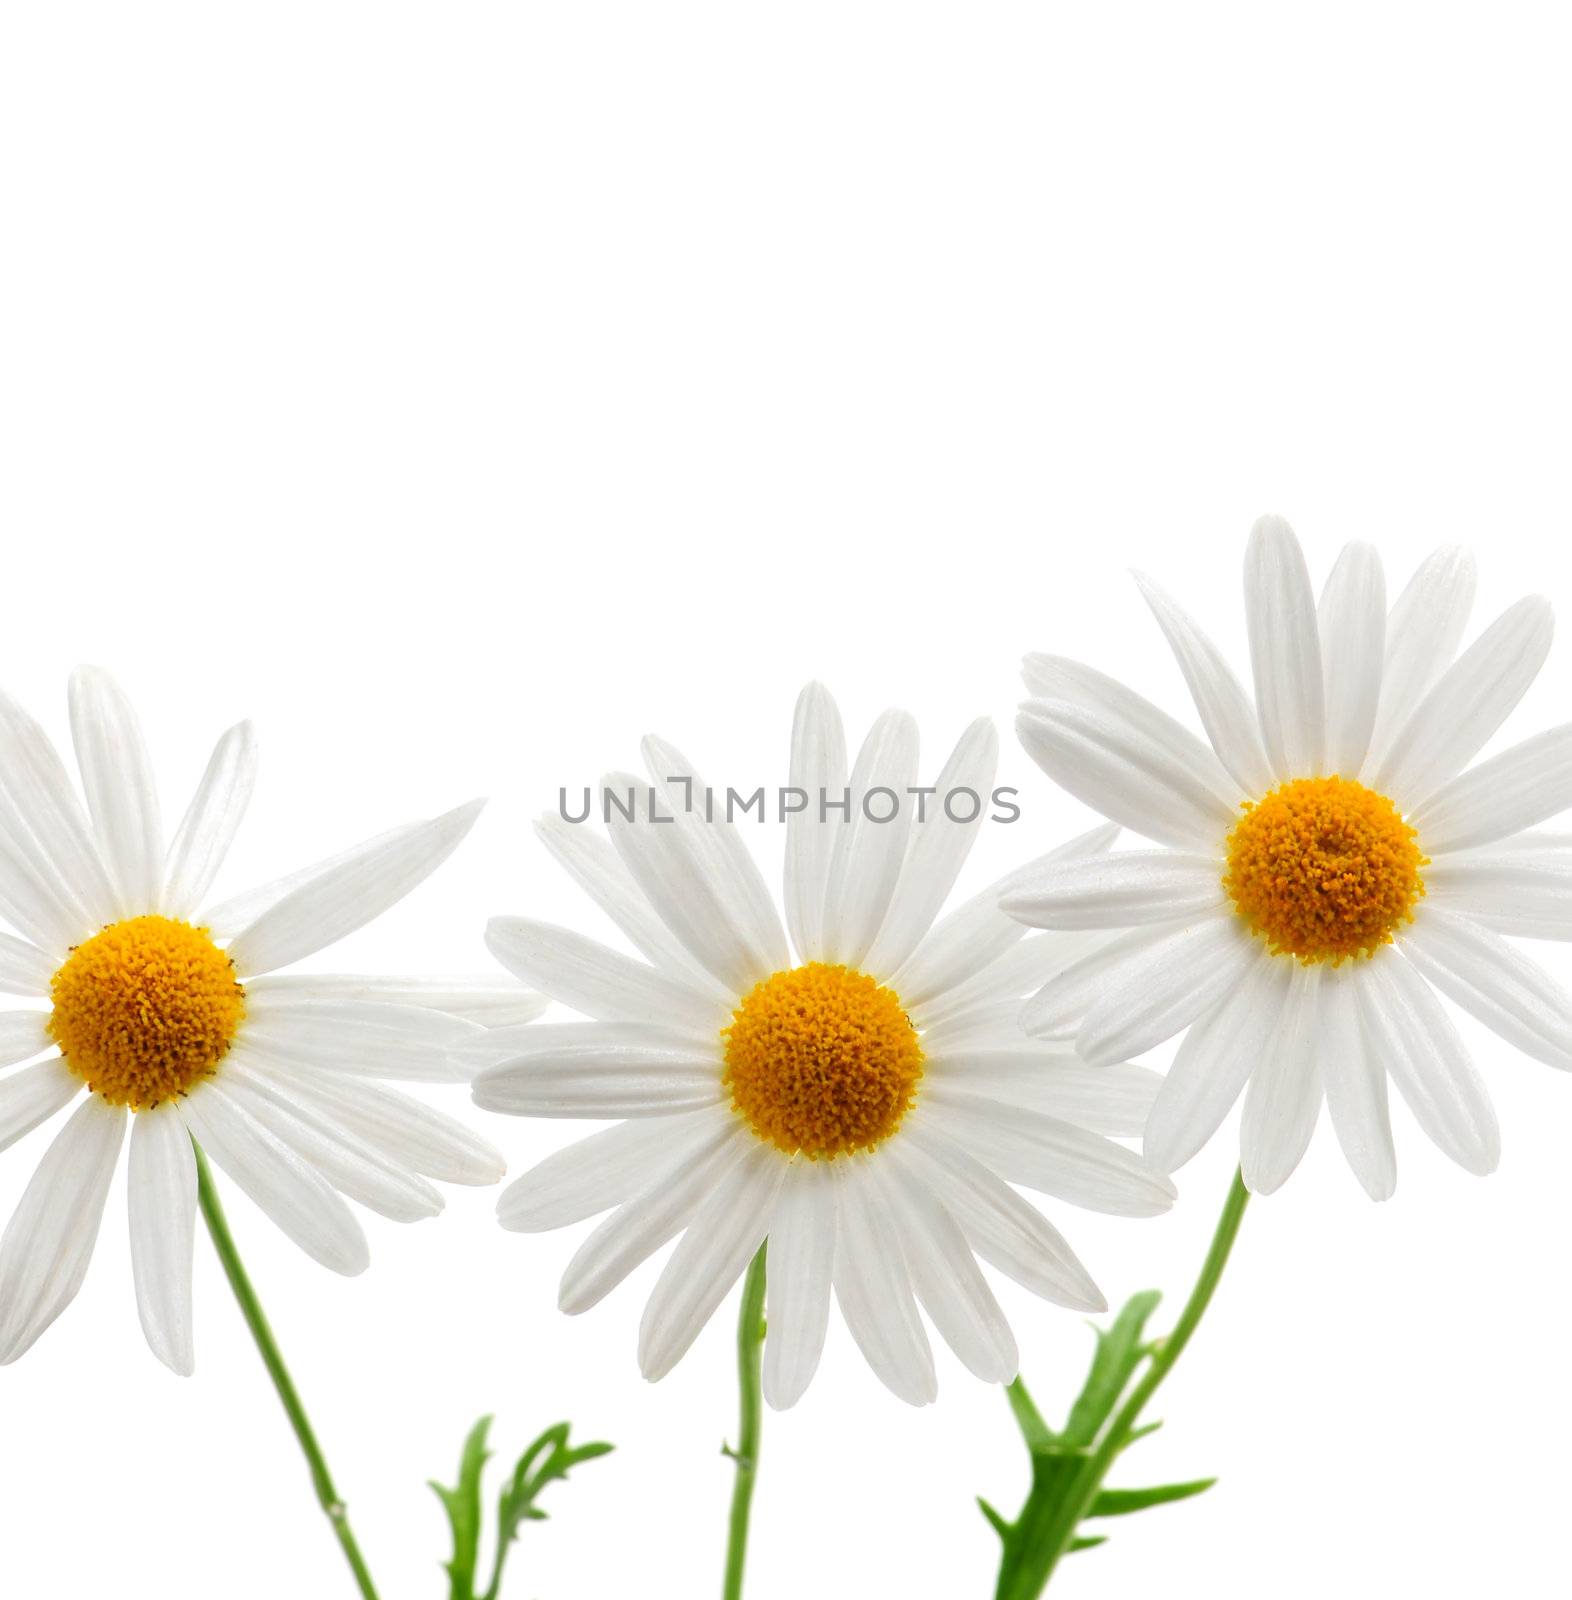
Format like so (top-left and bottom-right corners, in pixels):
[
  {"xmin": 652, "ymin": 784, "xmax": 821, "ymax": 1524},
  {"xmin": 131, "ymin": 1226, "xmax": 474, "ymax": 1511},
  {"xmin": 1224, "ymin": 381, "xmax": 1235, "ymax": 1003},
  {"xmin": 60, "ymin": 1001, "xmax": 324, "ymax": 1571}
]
[
  {"xmin": 1143, "ymin": 956, "xmax": 1291, "ymax": 1173},
  {"xmin": 1367, "ymin": 546, "xmax": 1477, "ymax": 768},
  {"xmin": 557, "ymin": 1126, "xmax": 746, "ymax": 1313},
  {"xmin": 1423, "ymin": 855, "xmax": 1572, "ymax": 940},
  {"xmin": 1411, "ymin": 725, "xmax": 1572, "ymax": 856},
  {"xmin": 638, "ymin": 1146, "xmax": 782, "ymax": 1380},
  {"xmin": 894, "ymin": 823, "xmax": 1117, "ymax": 1011},
  {"xmin": 1318, "ymin": 965, "xmax": 1395, "ymax": 1200},
  {"xmin": 68, "ymin": 666, "xmax": 164, "ymax": 917},
  {"xmin": 928, "ymin": 1052, "xmax": 1161, "ymax": 1138},
  {"xmin": 470, "ymin": 1023, "xmax": 724, "ymax": 1118},
  {"xmin": 934, "ymin": 1091, "xmax": 1176, "ymax": 1216},
  {"xmin": 1402, "ymin": 907, "xmax": 1572, "ymax": 1072},
  {"xmin": 1244, "ymin": 515, "xmax": 1326, "ymax": 779},
  {"xmin": 226, "ymin": 801, "xmax": 484, "ymax": 976},
  {"xmin": 1002, "ymin": 850, "xmax": 1226, "ymax": 931},
  {"xmin": 245, "ymin": 973, "xmax": 548, "ymax": 1028},
  {"xmin": 0, "ymin": 932, "xmax": 55, "ymax": 997},
  {"xmin": 180, "ymin": 1082, "xmax": 369, "ymax": 1273},
  {"xmin": 127, "ymin": 1104, "xmax": 198, "ymax": 1375},
  {"xmin": 1017, "ymin": 658, "xmax": 1237, "ymax": 848},
  {"xmin": 0, "ymin": 1056, "xmax": 81, "ymax": 1154},
  {"xmin": 241, "ymin": 998, "xmax": 481, "ymax": 1082},
  {"xmin": 484, "ymin": 916, "xmax": 723, "ymax": 1031},
  {"xmin": 0, "ymin": 1009, "xmax": 50, "ymax": 1068},
  {"xmin": 820, "ymin": 710, "xmax": 920, "ymax": 967},
  {"xmin": 1238, "ymin": 965, "xmax": 1323, "ymax": 1194},
  {"xmin": 863, "ymin": 718, "xmax": 999, "ymax": 976},
  {"xmin": 162, "ymin": 721, "xmax": 259, "ymax": 917},
  {"xmin": 1134, "ymin": 571, "xmax": 1274, "ymax": 797},
  {"xmin": 1318, "ymin": 542, "xmax": 1386, "ymax": 778},
  {"xmin": 783, "ymin": 683, "xmax": 848, "ymax": 963},
  {"xmin": 0, "ymin": 1096, "xmax": 124, "ymax": 1362},
  {"xmin": 0, "ymin": 793, "xmax": 96, "ymax": 954},
  {"xmin": 915, "ymin": 928, "xmax": 1108, "ymax": 1033},
  {"xmin": 1076, "ymin": 915, "xmax": 1258, "ymax": 1066},
  {"xmin": 1369, "ymin": 596, "xmax": 1554, "ymax": 808},
  {"xmin": 761, "ymin": 1162, "xmax": 836, "ymax": 1410},
  {"xmin": 1353, "ymin": 954, "xmax": 1498, "ymax": 1175},
  {"xmin": 496, "ymin": 1108, "xmax": 727, "ymax": 1231},
  {"xmin": 831, "ymin": 1161, "xmax": 936, "ymax": 1406},
  {"xmin": 895, "ymin": 1129, "xmax": 1104, "ymax": 1311}
]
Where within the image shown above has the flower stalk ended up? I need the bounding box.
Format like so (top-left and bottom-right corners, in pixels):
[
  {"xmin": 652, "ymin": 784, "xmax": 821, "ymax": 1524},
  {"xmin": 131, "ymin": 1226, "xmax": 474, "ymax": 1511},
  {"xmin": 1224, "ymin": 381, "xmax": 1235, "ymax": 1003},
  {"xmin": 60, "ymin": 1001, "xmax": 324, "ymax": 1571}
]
[{"xmin": 722, "ymin": 1244, "xmax": 768, "ymax": 1600}]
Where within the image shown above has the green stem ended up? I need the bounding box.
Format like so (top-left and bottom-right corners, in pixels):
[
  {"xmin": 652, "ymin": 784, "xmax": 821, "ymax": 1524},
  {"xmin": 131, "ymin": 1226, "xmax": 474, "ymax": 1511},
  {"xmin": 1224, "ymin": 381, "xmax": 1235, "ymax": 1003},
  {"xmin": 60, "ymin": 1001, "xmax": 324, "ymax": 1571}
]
[
  {"xmin": 194, "ymin": 1141, "xmax": 382, "ymax": 1600},
  {"xmin": 1002, "ymin": 1167, "xmax": 1251, "ymax": 1598},
  {"xmin": 721, "ymin": 1244, "xmax": 768, "ymax": 1600}
]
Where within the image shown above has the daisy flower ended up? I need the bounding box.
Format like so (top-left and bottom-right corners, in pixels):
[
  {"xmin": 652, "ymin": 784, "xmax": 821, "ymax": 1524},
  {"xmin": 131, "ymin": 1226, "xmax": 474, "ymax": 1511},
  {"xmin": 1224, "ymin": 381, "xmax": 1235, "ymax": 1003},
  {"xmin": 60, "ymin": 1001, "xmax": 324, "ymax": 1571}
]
[
  {"xmin": 0, "ymin": 667, "xmax": 539, "ymax": 1373},
  {"xmin": 470, "ymin": 684, "xmax": 1175, "ymax": 1408},
  {"xmin": 1005, "ymin": 515, "xmax": 1569, "ymax": 1198}
]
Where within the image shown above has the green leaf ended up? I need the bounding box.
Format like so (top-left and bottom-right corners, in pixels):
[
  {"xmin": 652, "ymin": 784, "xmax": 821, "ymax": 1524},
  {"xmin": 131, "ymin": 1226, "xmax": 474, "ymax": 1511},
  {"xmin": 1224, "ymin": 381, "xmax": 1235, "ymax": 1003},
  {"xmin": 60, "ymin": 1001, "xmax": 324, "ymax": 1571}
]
[
  {"xmin": 1004, "ymin": 1377, "xmax": 1056, "ymax": 1451},
  {"xmin": 978, "ymin": 1497, "xmax": 1011, "ymax": 1541},
  {"xmin": 429, "ymin": 1415, "xmax": 494, "ymax": 1600},
  {"xmin": 1087, "ymin": 1478, "xmax": 1217, "ymax": 1518},
  {"xmin": 1062, "ymin": 1290, "xmax": 1162, "ymax": 1447},
  {"xmin": 1068, "ymin": 1535, "xmax": 1108, "ymax": 1553},
  {"xmin": 486, "ymin": 1421, "xmax": 615, "ymax": 1598}
]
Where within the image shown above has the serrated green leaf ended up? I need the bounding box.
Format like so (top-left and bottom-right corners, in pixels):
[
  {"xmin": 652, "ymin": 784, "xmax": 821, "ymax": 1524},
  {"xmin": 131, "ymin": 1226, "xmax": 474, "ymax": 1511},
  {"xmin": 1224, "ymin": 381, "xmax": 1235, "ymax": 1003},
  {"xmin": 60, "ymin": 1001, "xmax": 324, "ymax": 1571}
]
[
  {"xmin": 430, "ymin": 1415, "xmax": 494, "ymax": 1600},
  {"xmin": 1062, "ymin": 1290, "xmax": 1161, "ymax": 1447},
  {"xmin": 1087, "ymin": 1477, "xmax": 1216, "ymax": 1517}
]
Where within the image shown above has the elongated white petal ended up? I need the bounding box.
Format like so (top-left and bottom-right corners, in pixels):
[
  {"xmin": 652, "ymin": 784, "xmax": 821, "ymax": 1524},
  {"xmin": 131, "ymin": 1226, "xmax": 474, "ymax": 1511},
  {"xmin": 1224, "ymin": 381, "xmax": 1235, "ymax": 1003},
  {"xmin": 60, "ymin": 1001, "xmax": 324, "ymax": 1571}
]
[
  {"xmin": 1412, "ymin": 725, "xmax": 1572, "ymax": 856},
  {"xmin": 864, "ymin": 718, "xmax": 998, "ymax": 976},
  {"xmin": 895, "ymin": 823, "xmax": 1117, "ymax": 1010},
  {"xmin": 1076, "ymin": 916, "xmax": 1257, "ymax": 1066},
  {"xmin": 639, "ymin": 1146, "xmax": 782, "ymax": 1380},
  {"xmin": 882, "ymin": 1161, "xmax": 1016, "ymax": 1383},
  {"xmin": 1143, "ymin": 956, "xmax": 1291, "ymax": 1173},
  {"xmin": 0, "ymin": 932, "xmax": 55, "ymax": 997},
  {"xmin": 784, "ymin": 683, "xmax": 848, "ymax": 963},
  {"xmin": 1353, "ymin": 954, "xmax": 1498, "ymax": 1175},
  {"xmin": 69, "ymin": 666, "xmax": 163, "ymax": 916},
  {"xmin": 484, "ymin": 917, "xmax": 723, "ymax": 1031},
  {"xmin": 762, "ymin": 1162, "xmax": 836, "ymax": 1410},
  {"xmin": 470, "ymin": 1024, "xmax": 723, "ymax": 1118},
  {"xmin": 0, "ymin": 792, "xmax": 97, "ymax": 954},
  {"xmin": 1370, "ymin": 596, "xmax": 1553, "ymax": 808},
  {"xmin": 0, "ymin": 1009, "xmax": 50, "ymax": 1068},
  {"xmin": 1318, "ymin": 542, "xmax": 1386, "ymax": 778},
  {"xmin": 1245, "ymin": 516, "xmax": 1326, "ymax": 779},
  {"xmin": 226, "ymin": 801, "xmax": 484, "ymax": 976},
  {"xmin": 241, "ymin": 998, "xmax": 481, "ymax": 1082},
  {"xmin": 1368, "ymin": 546, "xmax": 1476, "ymax": 767},
  {"xmin": 1002, "ymin": 850, "xmax": 1226, "ymax": 930},
  {"xmin": 916, "ymin": 928, "xmax": 1108, "ymax": 1033},
  {"xmin": 128, "ymin": 1104, "xmax": 198, "ymax": 1375},
  {"xmin": 928, "ymin": 1055, "xmax": 1160, "ymax": 1138},
  {"xmin": 180, "ymin": 1083, "xmax": 369, "ymax": 1273},
  {"xmin": 1402, "ymin": 907, "xmax": 1572, "ymax": 1071},
  {"xmin": 162, "ymin": 721, "xmax": 258, "ymax": 916},
  {"xmin": 0, "ymin": 1096, "xmax": 124, "ymax": 1362},
  {"xmin": 896, "ymin": 1129, "xmax": 1104, "ymax": 1310},
  {"xmin": 246, "ymin": 973, "xmax": 548, "ymax": 1028},
  {"xmin": 557, "ymin": 1128, "xmax": 745, "ymax": 1313},
  {"xmin": 0, "ymin": 1055, "xmax": 81, "ymax": 1154},
  {"xmin": 820, "ymin": 710, "xmax": 920, "ymax": 968},
  {"xmin": 1134, "ymin": 571, "xmax": 1274, "ymax": 797},
  {"xmin": 0, "ymin": 685, "xmax": 117, "ymax": 933},
  {"xmin": 253, "ymin": 1058, "xmax": 506, "ymax": 1186},
  {"xmin": 498, "ymin": 1113, "xmax": 722, "ymax": 1232},
  {"xmin": 935, "ymin": 1091, "xmax": 1176, "ymax": 1216},
  {"xmin": 832, "ymin": 1162, "xmax": 935, "ymax": 1406},
  {"xmin": 1424, "ymin": 856, "xmax": 1572, "ymax": 939},
  {"xmin": 641, "ymin": 738, "xmax": 790, "ymax": 972},
  {"xmin": 1318, "ymin": 965, "xmax": 1395, "ymax": 1201},
  {"xmin": 1239, "ymin": 965, "xmax": 1323, "ymax": 1194}
]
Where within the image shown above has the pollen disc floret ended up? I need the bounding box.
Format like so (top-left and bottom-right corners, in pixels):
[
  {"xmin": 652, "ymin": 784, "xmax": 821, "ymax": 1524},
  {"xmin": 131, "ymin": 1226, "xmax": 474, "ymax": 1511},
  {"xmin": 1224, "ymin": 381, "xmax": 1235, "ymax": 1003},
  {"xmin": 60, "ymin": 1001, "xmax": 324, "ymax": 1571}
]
[
  {"xmin": 48, "ymin": 915, "xmax": 245, "ymax": 1108},
  {"xmin": 1223, "ymin": 775, "xmax": 1426, "ymax": 964},
  {"xmin": 722, "ymin": 961, "xmax": 924, "ymax": 1159}
]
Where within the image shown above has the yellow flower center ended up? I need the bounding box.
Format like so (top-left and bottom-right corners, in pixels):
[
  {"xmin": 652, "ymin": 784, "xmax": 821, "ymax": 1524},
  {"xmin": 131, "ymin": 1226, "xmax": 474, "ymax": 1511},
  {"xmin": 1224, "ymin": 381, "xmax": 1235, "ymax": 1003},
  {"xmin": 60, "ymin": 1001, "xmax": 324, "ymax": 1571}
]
[
  {"xmin": 721, "ymin": 962, "xmax": 924, "ymax": 1159},
  {"xmin": 1223, "ymin": 776, "xmax": 1426, "ymax": 964},
  {"xmin": 48, "ymin": 916, "xmax": 246, "ymax": 1109}
]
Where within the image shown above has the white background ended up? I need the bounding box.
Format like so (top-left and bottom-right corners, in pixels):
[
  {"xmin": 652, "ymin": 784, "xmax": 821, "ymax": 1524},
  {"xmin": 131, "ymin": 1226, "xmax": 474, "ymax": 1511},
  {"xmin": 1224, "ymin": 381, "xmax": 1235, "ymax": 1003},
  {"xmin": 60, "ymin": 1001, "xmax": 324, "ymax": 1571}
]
[{"xmin": 2, "ymin": 6, "xmax": 1570, "ymax": 1598}]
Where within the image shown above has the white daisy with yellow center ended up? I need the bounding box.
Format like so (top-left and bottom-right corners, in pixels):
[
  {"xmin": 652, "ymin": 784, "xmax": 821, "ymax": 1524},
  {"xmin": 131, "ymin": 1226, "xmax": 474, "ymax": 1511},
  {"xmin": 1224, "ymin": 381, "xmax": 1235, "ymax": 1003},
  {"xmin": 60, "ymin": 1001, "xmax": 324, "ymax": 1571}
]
[
  {"xmin": 470, "ymin": 685, "xmax": 1176, "ymax": 1409},
  {"xmin": 1006, "ymin": 516, "xmax": 1571, "ymax": 1198},
  {"xmin": 0, "ymin": 668, "xmax": 541, "ymax": 1372}
]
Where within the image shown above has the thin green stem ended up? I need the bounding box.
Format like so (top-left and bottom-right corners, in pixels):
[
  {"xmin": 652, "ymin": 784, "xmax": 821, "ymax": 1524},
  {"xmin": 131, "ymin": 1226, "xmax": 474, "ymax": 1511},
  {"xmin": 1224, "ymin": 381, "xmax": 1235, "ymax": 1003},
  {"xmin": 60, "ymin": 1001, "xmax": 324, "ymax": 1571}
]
[
  {"xmin": 194, "ymin": 1141, "xmax": 382, "ymax": 1600},
  {"xmin": 721, "ymin": 1244, "xmax": 768, "ymax": 1600}
]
